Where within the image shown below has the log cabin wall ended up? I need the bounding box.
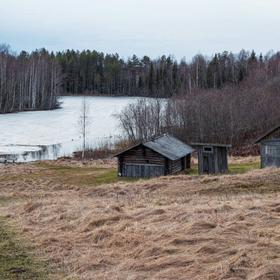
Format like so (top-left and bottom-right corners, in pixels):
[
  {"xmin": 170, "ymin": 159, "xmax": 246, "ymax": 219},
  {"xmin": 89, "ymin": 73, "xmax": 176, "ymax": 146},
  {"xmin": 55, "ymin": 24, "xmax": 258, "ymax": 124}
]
[
  {"xmin": 120, "ymin": 145, "xmax": 166, "ymax": 165},
  {"xmin": 116, "ymin": 134, "xmax": 194, "ymax": 178},
  {"xmin": 169, "ymin": 158, "xmax": 183, "ymax": 174},
  {"xmin": 118, "ymin": 145, "xmax": 167, "ymax": 177},
  {"xmin": 117, "ymin": 145, "xmax": 191, "ymax": 177}
]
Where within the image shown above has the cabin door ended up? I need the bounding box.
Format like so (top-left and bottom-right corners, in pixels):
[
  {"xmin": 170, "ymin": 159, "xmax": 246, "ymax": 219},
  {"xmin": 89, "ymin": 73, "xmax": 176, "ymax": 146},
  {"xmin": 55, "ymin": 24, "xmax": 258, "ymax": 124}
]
[
  {"xmin": 202, "ymin": 146, "xmax": 214, "ymax": 174},
  {"xmin": 203, "ymin": 154, "xmax": 210, "ymax": 174}
]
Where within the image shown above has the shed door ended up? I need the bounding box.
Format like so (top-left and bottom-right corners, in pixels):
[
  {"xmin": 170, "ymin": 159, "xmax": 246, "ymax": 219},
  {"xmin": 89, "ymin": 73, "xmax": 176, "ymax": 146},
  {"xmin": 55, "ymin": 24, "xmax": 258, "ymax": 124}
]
[
  {"xmin": 203, "ymin": 154, "xmax": 210, "ymax": 173},
  {"xmin": 202, "ymin": 146, "xmax": 214, "ymax": 174},
  {"xmin": 123, "ymin": 164, "xmax": 164, "ymax": 178}
]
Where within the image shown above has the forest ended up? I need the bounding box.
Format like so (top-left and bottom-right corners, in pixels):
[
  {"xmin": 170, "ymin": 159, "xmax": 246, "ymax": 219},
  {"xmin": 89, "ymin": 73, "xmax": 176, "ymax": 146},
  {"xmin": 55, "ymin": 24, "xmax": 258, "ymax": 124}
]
[
  {"xmin": 116, "ymin": 51, "xmax": 280, "ymax": 149},
  {"xmin": 1, "ymin": 44, "xmax": 280, "ymax": 149},
  {"xmin": 0, "ymin": 45, "xmax": 60, "ymax": 113},
  {"xmin": 2, "ymin": 44, "xmax": 280, "ymax": 106},
  {"xmin": 57, "ymin": 48, "xmax": 280, "ymax": 97}
]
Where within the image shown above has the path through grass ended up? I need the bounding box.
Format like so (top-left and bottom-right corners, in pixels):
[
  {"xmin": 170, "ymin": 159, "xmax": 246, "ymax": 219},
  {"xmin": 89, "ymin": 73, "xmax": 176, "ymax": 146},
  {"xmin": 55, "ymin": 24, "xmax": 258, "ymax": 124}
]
[
  {"xmin": 0, "ymin": 218, "xmax": 49, "ymax": 280},
  {"xmin": 36, "ymin": 162, "xmax": 138, "ymax": 187}
]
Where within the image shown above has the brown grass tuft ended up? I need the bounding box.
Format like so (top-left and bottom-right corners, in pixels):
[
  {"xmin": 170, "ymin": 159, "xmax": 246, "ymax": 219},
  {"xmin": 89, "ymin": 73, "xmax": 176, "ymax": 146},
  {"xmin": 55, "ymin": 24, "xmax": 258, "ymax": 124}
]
[{"xmin": 22, "ymin": 202, "xmax": 42, "ymax": 213}]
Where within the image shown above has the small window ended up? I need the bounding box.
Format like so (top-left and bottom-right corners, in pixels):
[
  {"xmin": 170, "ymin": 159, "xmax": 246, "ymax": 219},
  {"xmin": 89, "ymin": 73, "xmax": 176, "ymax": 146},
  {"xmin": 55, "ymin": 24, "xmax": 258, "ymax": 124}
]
[{"xmin": 203, "ymin": 146, "xmax": 213, "ymax": 153}]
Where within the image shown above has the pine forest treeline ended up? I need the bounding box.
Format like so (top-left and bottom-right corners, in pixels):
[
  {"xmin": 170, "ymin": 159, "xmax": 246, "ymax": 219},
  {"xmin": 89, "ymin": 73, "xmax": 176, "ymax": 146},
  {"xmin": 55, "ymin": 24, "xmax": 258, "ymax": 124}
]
[
  {"xmin": 0, "ymin": 45, "xmax": 61, "ymax": 113},
  {"xmin": 1, "ymin": 44, "xmax": 280, "ymax": 115},
  {"xmin": 57, "ymin": 49, "xmax": 280, "ymax": 97}
]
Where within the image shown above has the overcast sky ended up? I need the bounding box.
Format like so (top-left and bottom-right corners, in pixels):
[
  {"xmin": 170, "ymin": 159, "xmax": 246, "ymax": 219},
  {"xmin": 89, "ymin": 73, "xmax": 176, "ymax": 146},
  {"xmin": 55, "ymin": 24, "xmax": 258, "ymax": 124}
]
[{"xmin": 1, "ymin": 0, "xmax": 279, "ymax": 59}]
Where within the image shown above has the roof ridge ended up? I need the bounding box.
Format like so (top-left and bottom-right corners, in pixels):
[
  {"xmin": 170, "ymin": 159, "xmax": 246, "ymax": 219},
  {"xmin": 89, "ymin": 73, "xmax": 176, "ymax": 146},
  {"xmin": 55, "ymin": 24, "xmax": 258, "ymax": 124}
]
[
  {"xmin": 146, "ymin": 133, "xmax": 171, "ymax": 143},
  {"xmin": 115, "ymin": 134, "xmax": 194, "ymax": 160},
  {"xmin": 255, "ymin": 125, "xmax": 280, "ymax": 143}
]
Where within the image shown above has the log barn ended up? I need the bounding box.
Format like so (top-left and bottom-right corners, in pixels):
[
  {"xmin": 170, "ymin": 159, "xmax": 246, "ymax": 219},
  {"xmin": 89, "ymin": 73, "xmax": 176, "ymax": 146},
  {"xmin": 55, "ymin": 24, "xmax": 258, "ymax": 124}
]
[
  {"xmin": 115, "ymin": 134, "xmax": 193, "ymax": 178},
  {"xmin": 255, "ymin": 126, "xmax": 280, "ymax": 168},
  {"xmin": 192, "ymin": 143, "xmax": 231, "ymax": 175}
]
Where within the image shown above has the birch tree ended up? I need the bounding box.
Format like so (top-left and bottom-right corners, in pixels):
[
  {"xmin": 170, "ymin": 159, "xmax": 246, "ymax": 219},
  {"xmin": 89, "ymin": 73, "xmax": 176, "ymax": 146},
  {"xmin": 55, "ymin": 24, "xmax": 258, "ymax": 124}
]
[
  {"xmin": 0, "ymin": 46, "xmax": 61, "ymax": 113},
  {"xmin": 78, "ymin": 96, "xmax": 90, "ymax": 160}
]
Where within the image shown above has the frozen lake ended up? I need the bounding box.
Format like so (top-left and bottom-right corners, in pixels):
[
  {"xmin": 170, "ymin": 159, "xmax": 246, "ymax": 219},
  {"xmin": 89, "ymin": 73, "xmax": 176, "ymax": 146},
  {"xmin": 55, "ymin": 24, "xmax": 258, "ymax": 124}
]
[{"xmin": 0, "ymin": 96, "xmax": 137, "ymax": 162}]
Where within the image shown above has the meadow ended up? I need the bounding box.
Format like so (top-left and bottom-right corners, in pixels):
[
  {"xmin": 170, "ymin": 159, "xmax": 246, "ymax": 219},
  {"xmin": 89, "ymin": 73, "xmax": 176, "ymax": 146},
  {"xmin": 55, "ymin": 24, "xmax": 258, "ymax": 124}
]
[{"xmin": 0, "ymin": 157, "xmax": 279, "ymax": 279}]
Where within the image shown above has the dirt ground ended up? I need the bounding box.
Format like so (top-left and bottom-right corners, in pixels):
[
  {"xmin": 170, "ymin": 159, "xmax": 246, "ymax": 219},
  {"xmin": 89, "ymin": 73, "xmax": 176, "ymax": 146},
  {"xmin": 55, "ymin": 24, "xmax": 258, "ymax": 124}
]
[{"xmin": 0, "ymin": 158, "xmax": 280, "ymax": 279}]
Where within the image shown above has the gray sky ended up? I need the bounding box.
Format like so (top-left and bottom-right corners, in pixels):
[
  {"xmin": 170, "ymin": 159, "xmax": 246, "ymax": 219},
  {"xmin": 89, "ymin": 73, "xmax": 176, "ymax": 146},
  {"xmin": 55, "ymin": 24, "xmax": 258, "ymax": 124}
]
[{"xmin": 1, "ymin": 0, "xmax": 279, "ymax": 59}]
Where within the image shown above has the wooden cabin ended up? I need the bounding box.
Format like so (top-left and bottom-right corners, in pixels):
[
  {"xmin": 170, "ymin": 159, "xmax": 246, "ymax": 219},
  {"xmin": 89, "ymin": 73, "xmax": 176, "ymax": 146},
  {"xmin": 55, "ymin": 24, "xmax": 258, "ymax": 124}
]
[
  {"xmin": 192, "ymin": 143, "xmax": 231, "ymax": 175},
  {"xmin": 115, "ymin": 134, "xmax": 194, "ymax": 178},
  {"xmin": 255, "ymin": 126, "xmax": 280, "ymax": 168}
]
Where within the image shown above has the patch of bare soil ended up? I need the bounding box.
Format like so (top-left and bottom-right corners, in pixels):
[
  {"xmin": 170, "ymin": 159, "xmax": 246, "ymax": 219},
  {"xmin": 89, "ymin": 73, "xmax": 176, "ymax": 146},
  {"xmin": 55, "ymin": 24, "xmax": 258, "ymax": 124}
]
[{"xmin": 0, "ymin": 164, "xmax": 280, "ymax": 279}]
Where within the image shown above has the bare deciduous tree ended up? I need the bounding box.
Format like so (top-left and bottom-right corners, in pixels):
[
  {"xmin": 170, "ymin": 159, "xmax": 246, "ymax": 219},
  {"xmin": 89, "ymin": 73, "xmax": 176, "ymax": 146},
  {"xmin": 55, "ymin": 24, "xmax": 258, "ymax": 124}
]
[
  {"xmin": 118, "ymin": 76, "xmax": 280, "ymax": 148},
  {"xmin": 78, "ymin": 96, "xmax": 90, "ymax": 160},
  {"xmin": 118, "ymin": 98, "xmax": 166, "ymax": 142}
]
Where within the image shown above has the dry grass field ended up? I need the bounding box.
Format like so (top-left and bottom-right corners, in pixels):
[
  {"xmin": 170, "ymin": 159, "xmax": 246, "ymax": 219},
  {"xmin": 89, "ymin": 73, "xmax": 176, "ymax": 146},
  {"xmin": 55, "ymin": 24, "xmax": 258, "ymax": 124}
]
[{"xmin": 0, "ymin": 158, "xmax": 280, "ymax": 279}]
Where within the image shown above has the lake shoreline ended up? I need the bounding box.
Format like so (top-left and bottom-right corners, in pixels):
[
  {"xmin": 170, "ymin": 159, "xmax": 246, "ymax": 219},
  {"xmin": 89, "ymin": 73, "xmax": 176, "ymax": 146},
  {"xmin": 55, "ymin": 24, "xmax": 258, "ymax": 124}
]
[
  {"xmin": 0, "ymin": 104, "xmax": 61, "ymax": 115},
  {"xmin": 0, "ymin": 96, "xmax": 137, "ymax": 162}
]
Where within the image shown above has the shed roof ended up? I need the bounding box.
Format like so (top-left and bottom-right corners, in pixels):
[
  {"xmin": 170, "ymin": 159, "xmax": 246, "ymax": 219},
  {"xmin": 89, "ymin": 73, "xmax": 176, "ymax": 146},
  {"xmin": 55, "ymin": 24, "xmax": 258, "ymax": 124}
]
[
  {"xmin": 115, "ymin": 134, "xmax": 194, "ymax": 161},
  {"xmin": 144, "ymin": 134, "xmax": 194, "ymax": 160},
  {"xmin": 191, "ymin": 143, "xmax": 232, "ymax": 148},
  {"xmin": 260, "ymin": 139, "xmax": 280, "ymax": 144},
  {"xmin": 255, "ymin": 125, "xmax": 280, "ymax": 143}
]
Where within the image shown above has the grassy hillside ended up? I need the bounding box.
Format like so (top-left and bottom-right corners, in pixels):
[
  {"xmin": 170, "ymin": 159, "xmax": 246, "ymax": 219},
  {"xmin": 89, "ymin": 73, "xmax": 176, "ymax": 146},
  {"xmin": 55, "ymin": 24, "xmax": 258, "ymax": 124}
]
[{"xmin": 0, "ymin": 158, "xmax": 280, "ymax": 279}]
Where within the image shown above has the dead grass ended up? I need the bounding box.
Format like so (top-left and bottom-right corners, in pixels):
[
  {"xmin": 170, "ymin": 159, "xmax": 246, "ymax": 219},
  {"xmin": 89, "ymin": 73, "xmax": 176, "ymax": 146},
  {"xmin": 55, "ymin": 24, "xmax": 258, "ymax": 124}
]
[
  {"xmin": 0, "ymin": 160, "xmax": 280, "ymax": 279},
  {"xmin": 0, "ymin": 159, "xmax": 136, "ymax": 191}
]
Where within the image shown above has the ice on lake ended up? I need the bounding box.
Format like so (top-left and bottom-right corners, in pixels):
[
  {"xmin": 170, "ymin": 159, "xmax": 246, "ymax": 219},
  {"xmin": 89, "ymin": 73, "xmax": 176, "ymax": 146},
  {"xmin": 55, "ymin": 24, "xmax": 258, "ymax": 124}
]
[{"xmin": 0, "ymin": 96, "xmax": 136, "ymax": 162}]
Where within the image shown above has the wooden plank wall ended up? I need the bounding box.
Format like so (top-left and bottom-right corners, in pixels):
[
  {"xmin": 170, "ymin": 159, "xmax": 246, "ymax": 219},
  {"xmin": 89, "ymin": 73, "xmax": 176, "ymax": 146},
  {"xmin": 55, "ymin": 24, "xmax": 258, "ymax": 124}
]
[
  {"xmin": 197, "ymin": 146, "xmax": 228, "ymax": 174},
  {"xmin": 216, "ymin": 147, "xmax": 228, "ymax": 173},
  {"xmin": 123, "ymin": 164, "xmax": 165, "ymax": 177},
  {"xmin": 261, "ymin": 142, "xmax": 280, "ymax": 168}
]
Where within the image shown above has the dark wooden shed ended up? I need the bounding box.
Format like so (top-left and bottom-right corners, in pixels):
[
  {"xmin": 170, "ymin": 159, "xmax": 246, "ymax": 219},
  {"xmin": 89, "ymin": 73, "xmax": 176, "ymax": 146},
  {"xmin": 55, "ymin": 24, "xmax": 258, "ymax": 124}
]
[
  {"xmin": 255, "ymin": 126, "xmax": 280, "ymax": 168},
  {"xmin": 115, "ymin": 134, "xmax": 194, "ymax": 178},
  {"xmin": 192, "ymin": 143, "xmax": 231, "ymax": 175}
]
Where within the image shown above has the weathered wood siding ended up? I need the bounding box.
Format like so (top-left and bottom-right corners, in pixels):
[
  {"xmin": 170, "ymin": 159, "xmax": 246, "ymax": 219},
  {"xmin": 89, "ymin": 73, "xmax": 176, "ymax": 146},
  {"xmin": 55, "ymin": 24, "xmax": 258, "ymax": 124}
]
[
  {"xmin": 120, "ymin": 145, "xmax": 166, "ymax": 165},
  {"xmin": 123, "ymin": 164, "xmax": 165, "ymax": 177},
  {"xmin": 167, "ymin": 155, "xmax": 190, "ymax": 174},
  {"xmin": 117, "ymin": 145, "xmax": 191, "ymax": 178},
  {"xmin": 169, "ymin": 158, "xmax": 182, "ymax": 174},
  {"xmin": 260, "ymin": 140, "xmax": 280, "ymax": 168},
  {"xmin": 118, "ymin": 145, "xmax": 166, "ymax": 177},
  {"xmin": 196, "ymin": 146, "xmax": 228, "ymax": 174},
  {"xmin": 216, "ymin": 147, "xmax": 228, "ymax": 173}
]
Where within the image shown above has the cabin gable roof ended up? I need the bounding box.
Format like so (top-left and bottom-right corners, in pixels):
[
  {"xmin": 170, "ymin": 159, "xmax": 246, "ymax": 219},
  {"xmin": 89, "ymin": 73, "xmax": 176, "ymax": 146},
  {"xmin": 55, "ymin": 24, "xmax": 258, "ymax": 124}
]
[
  {"xmin": 255, "ymin": 125, "xmax": 280, "ymax": 143},
  {"xmin": 115, "ymin": 134, "xmax": 194, "ymax": 161},
  {"xmin": 144, "ymin": 134, "xmax": 193, "ymax": 160}
]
